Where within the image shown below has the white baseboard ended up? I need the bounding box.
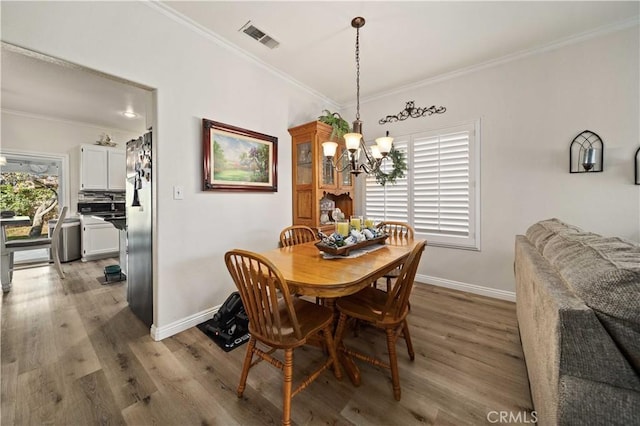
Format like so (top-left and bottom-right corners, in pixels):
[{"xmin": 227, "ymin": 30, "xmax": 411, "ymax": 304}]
[
  {"xmin": 150, "ymin": 304, "xmax": 221, "ymax": 341},
  {"xmin": 416, "ymin": 273, "xmax": 516, "ymax": 302}
]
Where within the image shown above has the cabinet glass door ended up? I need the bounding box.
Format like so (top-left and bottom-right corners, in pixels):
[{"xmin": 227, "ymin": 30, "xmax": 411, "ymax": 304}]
[
  {"xmin": 296, "ymin": 142, "xmax": 312, "ymax": 185},
  {"xmin": 340, "ymin": 148, "xmax": 352, "ymax": 187},
  {"xmin": 321, "ymin": 154, "xmax": 336, "ymax": 187}
]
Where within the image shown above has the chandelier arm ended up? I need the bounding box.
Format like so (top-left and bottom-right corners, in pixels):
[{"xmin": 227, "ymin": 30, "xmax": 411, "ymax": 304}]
[
  {"xmin": 360, "ymin": 142, "xmax": 375, "ymax": 164},
  {"xmin": 325, "ymin": 149, "xmax": 353, "ymax": 173}
]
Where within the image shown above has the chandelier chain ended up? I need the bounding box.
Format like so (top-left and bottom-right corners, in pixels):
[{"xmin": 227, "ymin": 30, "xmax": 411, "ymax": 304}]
[{"xmin": 355, "ymin": 25, "xmax": 360, "ymax": 121}]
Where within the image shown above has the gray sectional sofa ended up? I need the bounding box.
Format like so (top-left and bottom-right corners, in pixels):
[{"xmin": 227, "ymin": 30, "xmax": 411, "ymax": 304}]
[{"xmin": 515, "ymin": 218, "xmax": 640, "ymax": 425}]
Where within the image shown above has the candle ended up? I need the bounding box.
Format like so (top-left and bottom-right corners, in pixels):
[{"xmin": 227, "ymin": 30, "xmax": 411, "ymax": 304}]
[
  {"xmin": 350, "ymin": 216, "xmax": 362, "ymax": 231},
  {"xmin": 364, "ymin": 218, "xmax": 374, "ymax": 229},
  {"xmin": 336, "ymin": 220, "xmax": 350, "ymax": 237}
]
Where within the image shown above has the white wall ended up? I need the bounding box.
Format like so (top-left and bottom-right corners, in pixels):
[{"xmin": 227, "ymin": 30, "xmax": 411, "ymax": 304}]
[
  {"xmin": 1, "ymin": 111, "xmax": 140, "ymax": 214},
  {"xmin": 1, "ymin": 1, "xmax": 330, "ymax": 337},
  {"xmin": 353, "ymin": 25, "xmax": 640, "ymax": 295}
]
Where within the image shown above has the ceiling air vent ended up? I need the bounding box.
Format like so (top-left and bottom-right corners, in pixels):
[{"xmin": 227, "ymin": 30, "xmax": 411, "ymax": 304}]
[{"xmin": 239, "ymin": 21, "xmax": 280, "ymax": 49}]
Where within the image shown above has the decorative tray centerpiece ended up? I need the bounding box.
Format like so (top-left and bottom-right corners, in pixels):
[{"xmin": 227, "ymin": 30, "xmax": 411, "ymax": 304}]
[{"xmin": 315, "ymin": 228, "xmax": 388, "ymax": 256}]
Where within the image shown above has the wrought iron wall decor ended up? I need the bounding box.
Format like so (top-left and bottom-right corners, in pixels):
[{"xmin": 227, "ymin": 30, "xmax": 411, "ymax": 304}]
[
  {"xmin": 569, "ymin": 130, "xmax": 604, "ymax": 173},
  {"xmin": 378, "ymin": 101, "xmax": 446, "ymax": 124},
  {"xmin": 635, "ymin": 146, "xmax": 640, "ymax": 185}
]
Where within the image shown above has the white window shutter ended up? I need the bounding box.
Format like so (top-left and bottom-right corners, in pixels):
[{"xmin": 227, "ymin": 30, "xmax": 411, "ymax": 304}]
[
  {"xmin": 413, "ymin": 131, "xmax": 470, "ymax": 237},
  {"xmin": 365, "ymin": 139, "xmax": 408, "ymax": 223},
  {"xmin": 364, "ymin": 121, "xmax": 480, "ymax": 250}
]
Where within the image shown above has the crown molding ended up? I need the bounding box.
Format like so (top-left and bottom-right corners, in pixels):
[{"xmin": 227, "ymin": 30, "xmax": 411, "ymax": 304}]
[{"xmin": 144, "ymin": 1, "xmax": 341, "ymax": 111}]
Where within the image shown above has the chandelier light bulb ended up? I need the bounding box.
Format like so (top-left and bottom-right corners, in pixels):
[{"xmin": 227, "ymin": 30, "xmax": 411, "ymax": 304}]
[
  {"xmin": 375, "ymin": 136, "xmax": 393, "ymax": 155},
  {"xmin": 344, "ymin": 133, "xmax": 362, "ymax": 152},
  {"xmin": 322, "ymin": 141, "xmax": 338, "ymax": 157}
]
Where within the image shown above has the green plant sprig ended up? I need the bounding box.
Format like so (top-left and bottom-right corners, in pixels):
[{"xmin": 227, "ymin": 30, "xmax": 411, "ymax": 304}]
[{"xmin": 318, "ymin": 110, "xmax": 351, "ymax": 140}]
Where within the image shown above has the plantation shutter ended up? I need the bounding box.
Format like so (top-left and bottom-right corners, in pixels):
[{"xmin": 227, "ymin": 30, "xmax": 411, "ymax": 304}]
[
  {"xmin": 364, "ymin": 139, "xmax": 408, "ymax": 223},
  {"xmin": 363, "ymin": 120, "xmax": 479, "ymax": 250},
  {"xmin": 413, "ymin": 130, "xmax": 471, "ymax": 237}
]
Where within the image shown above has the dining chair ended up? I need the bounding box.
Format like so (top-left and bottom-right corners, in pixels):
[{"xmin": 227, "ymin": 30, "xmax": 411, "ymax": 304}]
[
  {"xmin": 334, "ymin": 239, "xmax": 426, "ymax": 401},
  {"xmin": 224, "ymin": 249, "xmax": 342, "ymax": 426},
  {"xmin": 279, "ymin": 225, "xmax": 317, "ymax": 248},
  {"xmin": 279, "ymin": 225, "xmax": 321, "ymax": 304},
  {"xmin": 4, "ymin": 206, "xmax": 68, "ymax": 280},
  {"xmin": 376, "ymin": 221, "xmax": 415, "ymax": 292}
]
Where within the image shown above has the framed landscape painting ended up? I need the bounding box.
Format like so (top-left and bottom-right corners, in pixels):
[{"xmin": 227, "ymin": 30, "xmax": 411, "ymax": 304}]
[{"xmin": 202, "ymin": 119, "xmax": 278, "ymax": 192}]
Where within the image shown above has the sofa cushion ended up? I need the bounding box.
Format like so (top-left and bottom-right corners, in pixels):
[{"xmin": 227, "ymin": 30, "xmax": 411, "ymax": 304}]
[
  {"xmin": 541, "ymin": 231, "xmax": 640, "ymax": 375},
  {"xmin": 525, "ymin": 218, "xmax": 585, "ymax": 253},
  {"xmin": 559, "ymin": 375, "xmax": 640, "ymax": 426}
]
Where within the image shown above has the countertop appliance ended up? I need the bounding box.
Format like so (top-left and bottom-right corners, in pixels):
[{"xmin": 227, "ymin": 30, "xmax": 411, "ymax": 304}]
[{"xmin": 126, "ymin": 130, "xmax": 153, "ymax": 327}]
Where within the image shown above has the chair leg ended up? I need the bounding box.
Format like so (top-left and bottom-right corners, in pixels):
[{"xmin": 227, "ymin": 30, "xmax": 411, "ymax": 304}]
[
  {"xmin": 282, "ymin": 348, "xmax": 294, "ymax": 426},
  {"xmin": 385, "ymin": 327, "xmax": 401, "ymax": 401},
  {"xmin": 9, "ymin": 252, "xmax": 15, "ymax": 282},
  {"xmin": 51, "ymin": 246, "xmax": 65, "ymax": 279},
  {"xmin": 322, "ymin": 324, "xmax": 342, "ymax": 380},
  {"xmin": 386, "ymin": 277, "xmax": 392, "ymax": 293},
  {"xmin": 402, "ymin": 320, "xmax": 415, "ymax": 361},
  {"xmin": 237, "ymin": 337, "xmax": 256, "ymax": 398}
]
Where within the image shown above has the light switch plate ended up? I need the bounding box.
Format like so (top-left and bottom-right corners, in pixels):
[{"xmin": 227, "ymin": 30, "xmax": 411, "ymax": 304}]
[{"xmin": 173, "ymin": 185, "xmax": 184, "ymax": 200}]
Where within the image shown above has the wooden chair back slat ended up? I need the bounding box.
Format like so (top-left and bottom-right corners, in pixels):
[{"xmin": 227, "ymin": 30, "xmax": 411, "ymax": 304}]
[
  {"xmin": 279, "ymin": 225, "xmax": 317, "ymax": 247},
  {"xmin": 382, "ymin": 240, "xmax": 426, "ymax": 320},
  {"xmin": 225, "ymin": 250, "xmax": 302, "ymax": 344},
  {"xmin": 376, "ymin": 221, "xmax": 415, "ymax": 240}
]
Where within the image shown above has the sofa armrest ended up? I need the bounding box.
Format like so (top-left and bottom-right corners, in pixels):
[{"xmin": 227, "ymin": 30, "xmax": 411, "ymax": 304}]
[
  {"xmin": 515, "ymin": 236, "xmax": 640, "ymax": 425},
  {"xmin": 516, "ymin": 235, "xmax": 584, "ymax": 424}
]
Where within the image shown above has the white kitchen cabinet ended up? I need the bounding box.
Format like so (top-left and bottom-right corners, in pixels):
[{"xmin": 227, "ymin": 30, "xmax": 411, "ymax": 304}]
[
  {"xmin": 107, "ymin": 150, "xmax": 126, "ymax": 191},
  {"xmin": 79, "ymin": 145, "xmax": 126, "ymax": 191},
  {"xmin": 80, "ymin": 215, "xmax": 119, "ymax": 261}
]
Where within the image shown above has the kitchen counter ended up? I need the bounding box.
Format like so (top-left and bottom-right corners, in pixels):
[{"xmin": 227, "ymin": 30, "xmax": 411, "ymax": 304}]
[{"xmin": 91, "ymin": 213, "xmax": 126, "ymax": 231}]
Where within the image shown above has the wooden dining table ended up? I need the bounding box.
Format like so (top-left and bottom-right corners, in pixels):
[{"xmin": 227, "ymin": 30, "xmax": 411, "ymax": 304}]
[{"xmin": 260, "ymin": 236, "xmax": 421, "ymax": 384}]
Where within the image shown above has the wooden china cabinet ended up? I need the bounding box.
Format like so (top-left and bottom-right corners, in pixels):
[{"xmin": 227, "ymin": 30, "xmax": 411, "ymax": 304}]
[{"xmin": 288, "ymin": 120, "xmax": 354, "ymax": 233}]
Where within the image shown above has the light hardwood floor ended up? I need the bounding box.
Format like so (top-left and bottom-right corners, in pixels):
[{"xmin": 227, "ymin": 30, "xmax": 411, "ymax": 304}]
[{"xmin": 1, "ymin": 259, "xmax": 533, "ymax": 425}]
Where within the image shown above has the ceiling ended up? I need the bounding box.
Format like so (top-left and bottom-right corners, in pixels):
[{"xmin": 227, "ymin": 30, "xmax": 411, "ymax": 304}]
[
  {"xmin": 1, "ymin": 2, "xmax": 638, "ymax": 130},
  {"xmin": 162, "ymin": 1, "xmax": 639, "ymax": 104},
  {"xmin": 1, "ymin": 44, "xmax": 153, "ymax": 133}
]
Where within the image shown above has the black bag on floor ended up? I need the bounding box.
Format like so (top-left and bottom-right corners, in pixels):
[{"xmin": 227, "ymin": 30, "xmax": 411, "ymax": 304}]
[{"xmin": 198, "ymin": 291, "xmax": 250, "ymax": 352}]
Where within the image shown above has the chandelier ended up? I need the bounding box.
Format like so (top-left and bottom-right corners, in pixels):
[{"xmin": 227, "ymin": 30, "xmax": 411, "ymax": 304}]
[{"xmin": 321, "ymin": 17, "xmax": 399, "ymax": 179}]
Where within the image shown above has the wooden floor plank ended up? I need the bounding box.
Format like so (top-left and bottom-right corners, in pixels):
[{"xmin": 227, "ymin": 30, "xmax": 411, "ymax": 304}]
[
  {"xmin": 59, "ymin": 369, "xmax": 126, "ymax": 426},
  {"xmin": 14, "ymin": 363, "xmax": 65, "ymax": 425},
  {"xmin": 51, "ymin": 306, "xmax": 102, "ymax": 381},
  {"xmin": 1, "ymin": 361, "xmax": 18, "ymax": 425}
]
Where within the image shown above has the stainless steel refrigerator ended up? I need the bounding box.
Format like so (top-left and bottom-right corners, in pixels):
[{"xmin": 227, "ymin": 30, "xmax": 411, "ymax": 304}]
[{"xmin": 126, "ymin": 130, "xmax": 153, "ymax": 327}]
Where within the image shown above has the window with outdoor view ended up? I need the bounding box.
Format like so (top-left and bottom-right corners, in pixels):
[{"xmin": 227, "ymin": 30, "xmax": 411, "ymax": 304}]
[
  {"xmin": 0, "ymin": 153, "xmax": 63, "ymax": 262},
  {"xmin": 365, "ymin": 120, "xmax": 480, "ymax": 250}
]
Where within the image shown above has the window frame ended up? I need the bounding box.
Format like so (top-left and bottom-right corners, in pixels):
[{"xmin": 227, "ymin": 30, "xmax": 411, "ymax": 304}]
[
  {"xmin": 364, "ymin": 119, "xmax": 481, "ymax": 251},
  {"xmin": 0, "ymin": 149, "xmax": 70, "ymax": 213}
]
